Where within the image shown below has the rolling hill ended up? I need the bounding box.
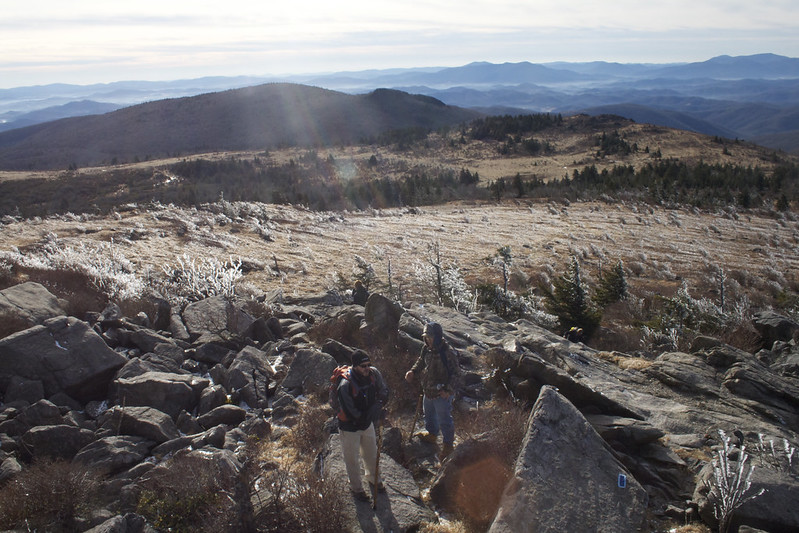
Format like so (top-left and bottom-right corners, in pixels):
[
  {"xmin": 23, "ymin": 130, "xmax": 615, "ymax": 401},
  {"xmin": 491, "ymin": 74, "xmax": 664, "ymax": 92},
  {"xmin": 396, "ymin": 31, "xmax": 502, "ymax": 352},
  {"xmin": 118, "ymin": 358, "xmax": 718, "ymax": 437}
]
[{"xmin": 0, "ymin": 84, "xmax": 480, "ymax": 170}]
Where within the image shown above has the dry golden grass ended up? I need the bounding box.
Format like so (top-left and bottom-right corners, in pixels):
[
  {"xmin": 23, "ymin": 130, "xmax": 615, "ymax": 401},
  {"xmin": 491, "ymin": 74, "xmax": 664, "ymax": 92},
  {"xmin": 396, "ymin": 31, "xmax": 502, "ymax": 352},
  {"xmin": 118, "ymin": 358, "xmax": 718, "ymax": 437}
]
[{"xmin": 595, "ymin": 351, "xmax": 654, "ymax": 370}]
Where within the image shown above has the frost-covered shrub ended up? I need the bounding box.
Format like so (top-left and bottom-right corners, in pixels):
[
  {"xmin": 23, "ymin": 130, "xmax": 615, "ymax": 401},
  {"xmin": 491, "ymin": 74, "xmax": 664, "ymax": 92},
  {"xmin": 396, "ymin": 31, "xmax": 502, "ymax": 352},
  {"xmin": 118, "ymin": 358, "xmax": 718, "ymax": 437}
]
[
  {"xmin": 0, "ymin": 236, "xmax": 147, "ymax": 301},
  {"xmin": 706, "ymin": 429, "xmax": 765, "ymax": 533},
  {"xmin": 160, "ymin": 254, "xmax": 242, "ymax": 302},
  {"xmin": 753, "ymin": 433, "xmax": 796, "ymax": 474}
]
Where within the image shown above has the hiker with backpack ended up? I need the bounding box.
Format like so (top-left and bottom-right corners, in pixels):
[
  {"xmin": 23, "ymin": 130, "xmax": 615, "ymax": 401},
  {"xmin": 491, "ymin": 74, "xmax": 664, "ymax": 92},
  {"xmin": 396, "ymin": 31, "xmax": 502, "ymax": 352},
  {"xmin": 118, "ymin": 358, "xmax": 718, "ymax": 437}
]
[
  {"xmin": 404, "ymin": 322, "xmax": 461, "ymax": 460},
  {"xmin": 333, "ymin": 349, "xmax": 389, "ymax": 502}
]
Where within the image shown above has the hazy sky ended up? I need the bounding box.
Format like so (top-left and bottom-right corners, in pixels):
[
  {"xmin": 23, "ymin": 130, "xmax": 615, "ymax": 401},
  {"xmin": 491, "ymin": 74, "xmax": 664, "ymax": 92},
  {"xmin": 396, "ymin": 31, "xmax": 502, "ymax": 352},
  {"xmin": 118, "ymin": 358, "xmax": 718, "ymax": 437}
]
[{"xmin": 2, "ymin": 0, "xmax": 798, "ymax": 88}]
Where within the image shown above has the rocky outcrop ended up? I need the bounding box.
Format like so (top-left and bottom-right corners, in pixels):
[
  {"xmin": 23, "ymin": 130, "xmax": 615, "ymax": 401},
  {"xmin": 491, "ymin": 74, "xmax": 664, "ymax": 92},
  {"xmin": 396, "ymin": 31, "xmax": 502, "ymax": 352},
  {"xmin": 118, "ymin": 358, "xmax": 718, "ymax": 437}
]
[
  {"xmin": 0, "ymin": 317, "xmax": 127, "ymax": 402},
  {"xmin": 753, "ymin": 310, "xmax": 799, "ymax": 349},
  {"xmin": 0, "ymin": 283, "xmax": 797, "ymax": 532},
  {"xmin": 489, "ymin": 386, "xmax": 648, "ymax": 532},
  {"xmin": 321, "ymin": 433, "xmax": 436, "ymax": 532},
  {"xmin": 113, "ymin": 372, "xmax": 209, "ymax": 418},
  {"xmin": 0, "ymin": 281, "xmax": 66, "ymax": 327}
]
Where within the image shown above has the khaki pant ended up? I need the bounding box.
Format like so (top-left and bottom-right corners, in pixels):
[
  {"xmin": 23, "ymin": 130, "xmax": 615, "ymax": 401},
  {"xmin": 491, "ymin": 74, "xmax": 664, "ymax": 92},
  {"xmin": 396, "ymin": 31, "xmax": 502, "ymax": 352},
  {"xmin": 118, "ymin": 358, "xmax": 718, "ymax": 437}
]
[{"xmin": 339, "ymin": 423, "xmax": 378, "ymax": 492}]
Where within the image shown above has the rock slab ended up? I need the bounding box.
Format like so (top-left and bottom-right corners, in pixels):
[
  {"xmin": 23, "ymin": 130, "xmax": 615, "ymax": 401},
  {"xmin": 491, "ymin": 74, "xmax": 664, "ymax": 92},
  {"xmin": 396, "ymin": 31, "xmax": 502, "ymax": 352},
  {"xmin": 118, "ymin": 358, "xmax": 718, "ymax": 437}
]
[{"xmin": 489, "ymin": 386, "xmax": 648, "ymax": 533}]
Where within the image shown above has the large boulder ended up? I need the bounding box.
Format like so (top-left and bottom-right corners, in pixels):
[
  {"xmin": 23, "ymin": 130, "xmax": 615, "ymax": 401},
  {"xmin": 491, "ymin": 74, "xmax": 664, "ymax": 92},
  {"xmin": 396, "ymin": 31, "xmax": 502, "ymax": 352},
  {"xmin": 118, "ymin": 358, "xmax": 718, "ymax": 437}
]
[
  {"xmin": 114, "ymin": 372, "xmax": 210, "ymax": 418},
  {"xmin": 489, "ymin": 386, "xmax": 648, "ymax": 533},
  {"xmin": 0, "ymin": 282, "xmax": 66, "ymax": 328},
  {"xmin": 227, "ymin": 346, "xmax": 275, "ymax": 409},
  {"xmin": 181, "ymin": 295, "xmax": 255, "ymax": 343},
  {"xmin": 0, "ymin": 316, "xmax": 128, "ymax": 402},
  {"xmin": 197, "ymin": 404, "xmax": 247, "ymax": 430},
  {"xmin": 74, "ymin": 435, "xmax": 155, "ymax": 475},
  {"xmin": 98, "ymin": 406, "xmax": 181, "ymax": 443},
  {"xmin": 280, "ymin": 348, "xmax": 337, "ymax": 397},
  {"xmin": 753, "ymin": 311, "xmax": 799, "ymax": 349},
  {"xmin": 361, "ymin": 293, "xmax": 404, "ymax": 346},
  {"xmin": 20, "ymin": 424, "xmax": 96, "ymax": 461},
  {"xmin": 722, "ymin": 361, "xmax": 799, "ymax": 428}
]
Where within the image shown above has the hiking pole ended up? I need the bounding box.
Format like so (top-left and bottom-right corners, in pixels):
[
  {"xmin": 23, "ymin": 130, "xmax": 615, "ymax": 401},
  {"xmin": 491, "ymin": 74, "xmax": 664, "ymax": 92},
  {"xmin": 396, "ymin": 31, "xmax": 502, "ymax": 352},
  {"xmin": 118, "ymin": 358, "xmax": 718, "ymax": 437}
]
[
  {"xmin": 408, "ymin": 393, "xmax": 423, "ymax": 444},
  {"xmin": 372, "ymin": 421, "xmax": 382, "ymax": 510}
]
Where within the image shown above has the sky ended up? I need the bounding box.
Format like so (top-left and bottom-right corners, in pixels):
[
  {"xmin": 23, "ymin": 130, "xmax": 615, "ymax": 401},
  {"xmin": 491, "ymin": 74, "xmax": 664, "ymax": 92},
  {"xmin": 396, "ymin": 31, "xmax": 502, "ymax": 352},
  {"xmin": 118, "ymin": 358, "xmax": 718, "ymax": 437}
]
[{"xmin": 2, "ymin": 0, "xmax": 798, "ymax": 88}]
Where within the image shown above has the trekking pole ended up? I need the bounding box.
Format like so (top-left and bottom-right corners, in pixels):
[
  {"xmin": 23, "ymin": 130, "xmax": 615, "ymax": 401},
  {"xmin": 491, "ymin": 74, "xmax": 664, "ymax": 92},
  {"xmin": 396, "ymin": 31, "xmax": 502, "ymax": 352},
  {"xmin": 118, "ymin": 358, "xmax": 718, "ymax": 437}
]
[
  {"xmin": 372, "ymin": 421, "xmax": 382, "ymax": 510},
  {"xmin": 407, "ymin": 393, "xmax": 423, "ymax": 444}
]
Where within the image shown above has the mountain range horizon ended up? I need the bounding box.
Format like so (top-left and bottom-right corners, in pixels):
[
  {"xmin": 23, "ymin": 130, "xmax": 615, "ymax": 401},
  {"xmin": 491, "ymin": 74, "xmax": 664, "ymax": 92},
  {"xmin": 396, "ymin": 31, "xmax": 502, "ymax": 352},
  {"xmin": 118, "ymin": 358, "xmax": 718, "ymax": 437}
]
[{"xmin": 1, "ymin": 53, "xmax": 798, "ymax": 156}]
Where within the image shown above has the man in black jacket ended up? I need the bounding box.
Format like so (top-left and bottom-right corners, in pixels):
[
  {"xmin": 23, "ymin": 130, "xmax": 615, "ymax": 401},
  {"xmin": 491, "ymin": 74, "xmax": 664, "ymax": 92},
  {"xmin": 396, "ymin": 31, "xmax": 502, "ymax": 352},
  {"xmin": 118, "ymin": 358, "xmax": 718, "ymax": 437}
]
[{"xmin": 338, "ymin": 350, "xmax": 389, "ymax": 501}]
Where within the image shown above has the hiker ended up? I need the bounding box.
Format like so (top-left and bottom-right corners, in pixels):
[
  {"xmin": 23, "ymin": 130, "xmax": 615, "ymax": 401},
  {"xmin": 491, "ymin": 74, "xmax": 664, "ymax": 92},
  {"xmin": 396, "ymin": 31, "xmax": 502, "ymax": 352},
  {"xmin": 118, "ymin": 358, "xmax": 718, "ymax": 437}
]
[
  {"xmin": 336, "ymin": 349, "xmax": 389, "ymax": 502},
  {"xmin": 565, "ymin": 326, "xmax": 584, "ymax": 343},
  {"xmin": 404, "ymin": 322, "xmax": 461, "ymax": 460},
  {"xmin": 353, "ymin": 279, "xmax": 369, "ymax": 306}
]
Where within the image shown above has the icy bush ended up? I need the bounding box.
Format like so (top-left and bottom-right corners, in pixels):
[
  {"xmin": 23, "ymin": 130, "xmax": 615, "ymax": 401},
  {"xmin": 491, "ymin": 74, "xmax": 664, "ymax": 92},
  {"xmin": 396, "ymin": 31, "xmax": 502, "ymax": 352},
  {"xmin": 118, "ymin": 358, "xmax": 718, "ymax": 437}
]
[
  {"xmin": 0, "ymin": 236, "xmax": 147, "ymax": 301},
  {"xmin": 160, "ymin": 254, "xmax": 242, "ymax": 302},
  {"xmin": 707, "ymin": 430, "xmax": 765, "ymax": 533},
  {"xmin": 754, "ymin": 433, "xmax": 796, "ymax": 474}
]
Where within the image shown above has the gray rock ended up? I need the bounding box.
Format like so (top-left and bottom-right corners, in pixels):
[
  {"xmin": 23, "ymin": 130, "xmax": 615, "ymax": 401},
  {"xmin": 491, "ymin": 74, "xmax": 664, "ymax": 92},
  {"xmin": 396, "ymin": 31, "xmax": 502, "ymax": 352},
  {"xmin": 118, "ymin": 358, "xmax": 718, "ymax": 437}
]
[
  {"xmin": 489, "ymin": 386, "xmax": 648, "ymax": 533},
  {"xmin": 362, "ymin": 293, "xmax": 404, "ymax": 345},
  {"xmin": 193, "ymin": 341, "xmax": 232, "ymax": 365},
  {"xmin": 197, "ymin": 404, "xmax": 247, "ymax": 429},
  {"xmin": 182, "ymin": 295, "xmax": 255, "ymax": 342},
  {"xmin": 16, "ymin": 398, "xmax": 65, "ymax": 427},
  {"xmin": 4, "ymin": 376, "xmax": 45, "ymax": 404},
  {"xmin": 753, "ymin": 311, "xmax": 799, "ymax": 348},
  {"xmin": 168, "ymin": 312, "xmax": 191, "ymax": 342},
  {"xmin": 74, "ymin": 435, "xmax": 155, "ymax": 475},
  {"xmin": 321, "ymin": 433, "xmax": 435, "ymax": 532},
  {"xmin": 0, "ymin": 455, "xmax": 23, "ymax": 482},
  {"xmin": 0, "ymin": 282, "xmax": 66, "ymax": 327},
  {"xmin": 0, "ymin": 316, "xmax": 127, "ymax": 402},
  {"xmin": 114, "ymin": 372, "xmax": 210, "ymax": 418},
  {"xmin": 281, "ymin": 348, "xmax": 337, "ymax": 397},
  {"xmin": 644, "ymin": 351, "xmax": 722, "ymax": 397},
  {"xmin": 723, "ymin": 361, "xmax": 799, "ymax": 426},
  {"xmin": 228, "ymin": 345, "xmax": 274, "ymax": 408},
  {"xmin": 83, "ymin": 512, "xmax": 149, "ymax": 533},
  {"xmin": 20, "ymin": 424, "xmax": 96, "ymax": 460},
  {"xmin": 587, "ymin": 414, "xmax": 665, "ymax": 447},
  {"xmin": 99, "ymin": 406, "xmax": 180, "ymax": 443},
  {"xmin": 198, "ymin": 384, "xmax": 228, "ymax": 415},
  {"xmin": 128, "ymin": 328, "xmax": 176, "ymax": 355},
  {"xmin": 320, "ymin": 338, "xmax": 357, "ymax": 365}
]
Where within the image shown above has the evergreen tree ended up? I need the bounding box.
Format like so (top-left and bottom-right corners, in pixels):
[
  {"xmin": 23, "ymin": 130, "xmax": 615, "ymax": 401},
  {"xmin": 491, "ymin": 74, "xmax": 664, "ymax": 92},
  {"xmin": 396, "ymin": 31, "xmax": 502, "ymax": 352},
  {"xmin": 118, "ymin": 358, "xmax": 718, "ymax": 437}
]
[
  {"xmin": 544, "ymin": 256, "xmax": 602, "ymax": 337},
  {"xmin": 594, "ymin": 260, "xmax": 628, "ymax": 306}
]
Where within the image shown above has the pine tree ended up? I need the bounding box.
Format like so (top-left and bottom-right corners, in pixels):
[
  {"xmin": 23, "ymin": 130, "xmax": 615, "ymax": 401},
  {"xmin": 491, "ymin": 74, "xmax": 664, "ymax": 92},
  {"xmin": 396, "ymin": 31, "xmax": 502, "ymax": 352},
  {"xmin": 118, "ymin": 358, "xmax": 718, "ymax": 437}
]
[
  {"xmin": 594, "ymin": 260, "xmax": 628, "ymax": 306},
  {"xmin": 545, "ymin": 256, "xmax": 602, "ymax": 337}
]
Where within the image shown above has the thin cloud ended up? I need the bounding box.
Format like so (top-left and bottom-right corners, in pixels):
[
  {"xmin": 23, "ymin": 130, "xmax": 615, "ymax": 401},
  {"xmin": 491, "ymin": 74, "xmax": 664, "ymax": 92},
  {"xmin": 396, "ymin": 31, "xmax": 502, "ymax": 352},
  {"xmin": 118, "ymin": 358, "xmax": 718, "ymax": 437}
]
[{"xmin": 1, "ymin": 0, "xmax": 797, "ymax": 86}]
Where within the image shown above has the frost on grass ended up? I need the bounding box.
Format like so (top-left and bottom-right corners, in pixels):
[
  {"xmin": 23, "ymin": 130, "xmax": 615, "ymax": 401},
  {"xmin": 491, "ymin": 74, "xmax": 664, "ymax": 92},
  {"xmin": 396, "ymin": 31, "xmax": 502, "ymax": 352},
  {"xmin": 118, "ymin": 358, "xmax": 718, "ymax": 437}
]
[
  {"xmin": 0, "ymin": 234, "xmax": 147, "ymax": 301},
  {"xmin": 0, "ymin": 231, "xmax": 244, "ymax": 305}
]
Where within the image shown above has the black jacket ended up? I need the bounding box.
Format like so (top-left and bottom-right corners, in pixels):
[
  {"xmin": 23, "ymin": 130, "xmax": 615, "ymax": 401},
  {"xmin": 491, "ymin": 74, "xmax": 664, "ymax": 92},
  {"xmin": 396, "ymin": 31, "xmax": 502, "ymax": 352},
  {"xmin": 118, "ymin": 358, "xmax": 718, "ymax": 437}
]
[{"xmin": 337, "ymin": 366, "xmax": 389, "ymax": 432}]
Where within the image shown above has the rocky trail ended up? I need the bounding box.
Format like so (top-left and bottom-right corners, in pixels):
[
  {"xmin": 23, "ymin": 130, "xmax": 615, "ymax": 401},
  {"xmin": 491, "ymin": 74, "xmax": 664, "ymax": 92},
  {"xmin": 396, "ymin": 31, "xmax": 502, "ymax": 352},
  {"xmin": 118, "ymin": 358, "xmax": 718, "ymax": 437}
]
[{"xmin": 1, "ymin": 279, "xmax": 798, "ymax": 532}]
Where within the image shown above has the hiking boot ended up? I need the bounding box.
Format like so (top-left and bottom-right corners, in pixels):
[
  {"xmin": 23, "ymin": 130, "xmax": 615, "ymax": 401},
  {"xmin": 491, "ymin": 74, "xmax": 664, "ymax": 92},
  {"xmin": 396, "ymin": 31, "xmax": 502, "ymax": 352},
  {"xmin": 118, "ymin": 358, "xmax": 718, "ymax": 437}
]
[
  {"xmin": 369, "ymin": 481, "xmax": 387, "ymax": 494},
  {"xmin": 417, "ymin": 431, "xmax": 438, "ymax": 444},
  {"xmin": 351, "ymin": 489, "xmax": 370, "ymax": 502},
  {"xmin": 438, "ymin": 443, "xmax": 454, "ymax": 461}
]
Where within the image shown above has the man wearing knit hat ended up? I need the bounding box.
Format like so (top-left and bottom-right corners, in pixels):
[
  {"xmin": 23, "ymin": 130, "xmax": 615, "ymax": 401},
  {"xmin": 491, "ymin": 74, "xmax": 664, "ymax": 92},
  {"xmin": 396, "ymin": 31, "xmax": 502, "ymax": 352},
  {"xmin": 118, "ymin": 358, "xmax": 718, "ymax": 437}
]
[{"xmin": 337, "ymin": 349, "xmax": 389, "ymax": 502}]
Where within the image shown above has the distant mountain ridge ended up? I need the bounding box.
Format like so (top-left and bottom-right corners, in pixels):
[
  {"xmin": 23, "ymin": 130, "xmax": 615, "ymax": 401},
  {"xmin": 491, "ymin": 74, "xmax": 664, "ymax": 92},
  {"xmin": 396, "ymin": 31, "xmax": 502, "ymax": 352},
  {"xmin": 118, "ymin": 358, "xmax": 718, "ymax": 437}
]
[
  {"xmin": 1, "ymin": 54, "xmax": 798, "ymax": 155},
  {"xmin": 0, "ymin": 84, "xmax": 480, "ymax": 170}
]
